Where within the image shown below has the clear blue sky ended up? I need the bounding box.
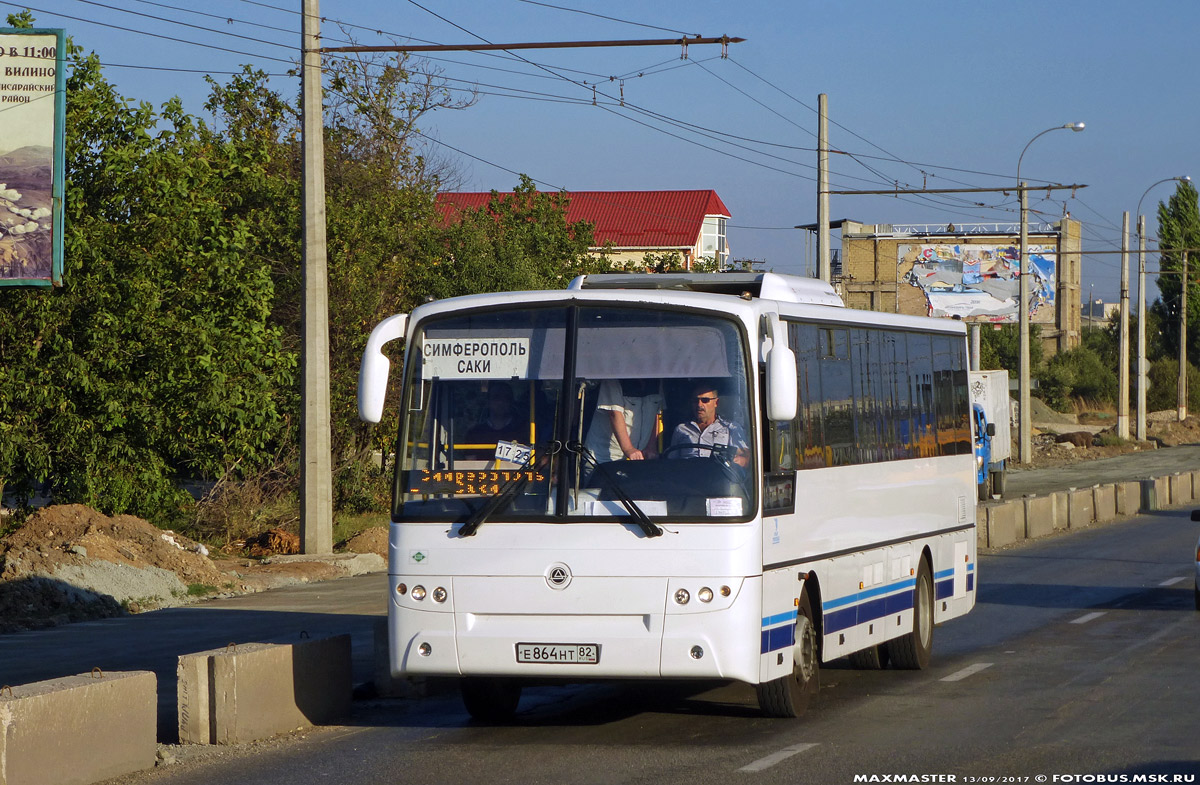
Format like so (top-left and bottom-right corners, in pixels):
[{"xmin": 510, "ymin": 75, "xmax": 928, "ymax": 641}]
[{"xmin": 3, "ymin": 0, "xmax": 1197, "ymax": 304}]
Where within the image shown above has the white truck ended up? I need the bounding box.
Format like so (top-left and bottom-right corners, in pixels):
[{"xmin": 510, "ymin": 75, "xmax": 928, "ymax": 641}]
[{"xmin": 969, "ymin": 370, "xmax": 1012, "ymax": 500}]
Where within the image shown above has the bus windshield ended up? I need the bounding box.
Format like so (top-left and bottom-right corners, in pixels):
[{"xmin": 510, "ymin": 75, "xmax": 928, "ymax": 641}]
[{"xmin": 395, "ymin": 304, "xmax": 754, "ymax": 524}]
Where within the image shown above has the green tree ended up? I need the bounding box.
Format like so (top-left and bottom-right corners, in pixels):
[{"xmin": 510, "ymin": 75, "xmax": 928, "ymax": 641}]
[
  {"xmin": 0, "ymin": 25, "xmax": 294, "ymax": 522},
  {"xmin": 406, "ymin": 176, "xmax": 608, "ymax": 305},
  {"xmin": 1149, "ymin": 179, "xmax": 1200, "ymax": 360}
]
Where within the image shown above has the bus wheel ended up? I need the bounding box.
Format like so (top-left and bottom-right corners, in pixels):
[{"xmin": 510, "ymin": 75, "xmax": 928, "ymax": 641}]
[
  {"xmin": 887, "ymin": 560, "xmax": 933, "ymax": 670},
  {"xmin": 461, "ymin": 677, "xmax": 522, "ymax": 722},
  {"xmin": 756, "ymin": 591, "xmax": 819, "ymax": 717},
  {"xmin": 848, "ymin": 643, "xmax": 889, "ymax": 670}
]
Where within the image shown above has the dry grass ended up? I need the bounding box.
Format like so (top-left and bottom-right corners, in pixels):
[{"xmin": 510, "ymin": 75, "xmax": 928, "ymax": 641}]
[{"xmin": 189, "ymin": 461, "xmax": 299, "ymax": 548}]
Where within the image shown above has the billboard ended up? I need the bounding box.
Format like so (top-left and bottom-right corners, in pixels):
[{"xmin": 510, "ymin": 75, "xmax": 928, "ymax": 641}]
[
  {"xmin": 0, "ymin": 28, "xmax": 65, "ymax": 287},
  {"xmin": 898, "ymin": 241, "xmax": 1057, "ymax": 324}
]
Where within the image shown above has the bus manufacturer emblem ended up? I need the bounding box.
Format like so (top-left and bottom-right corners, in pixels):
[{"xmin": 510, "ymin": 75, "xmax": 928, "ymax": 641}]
[{"xmin": 545, "ymin": 562, "xmax": 572, "ymax": 590}]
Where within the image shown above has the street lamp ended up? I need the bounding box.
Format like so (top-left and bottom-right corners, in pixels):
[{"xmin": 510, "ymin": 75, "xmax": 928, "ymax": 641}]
[
  {"xmin": 1136, "ymin": 176, "xmax": 1191, "ymax": 439},
  {"xmin": 1016, "ymin": 123, "xmax": 1085, "ymax": 465}
]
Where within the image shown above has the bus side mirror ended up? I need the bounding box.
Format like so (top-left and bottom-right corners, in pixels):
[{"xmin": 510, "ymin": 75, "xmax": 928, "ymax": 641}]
[
  {"xmin": 358, "ymin": 313, "xmax": 409, "ymax": 424},
  {"xmin": 763, "ymin": 314, "xmax": 797, "ymax": 422}
]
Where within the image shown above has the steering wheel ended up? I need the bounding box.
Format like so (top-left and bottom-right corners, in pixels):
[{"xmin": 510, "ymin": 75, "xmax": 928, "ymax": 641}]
[{"xmin": 658, "ymin": 442, "xmax": 746, "ymax": 484}]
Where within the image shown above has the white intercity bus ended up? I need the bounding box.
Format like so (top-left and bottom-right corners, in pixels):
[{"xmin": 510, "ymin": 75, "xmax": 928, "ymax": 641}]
[{"xmin": 358, "ymin": 273, "xmax": 977, "ymax": 720}]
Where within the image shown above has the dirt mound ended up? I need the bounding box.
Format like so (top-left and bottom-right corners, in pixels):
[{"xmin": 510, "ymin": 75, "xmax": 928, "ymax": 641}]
[
  {"xmin": 0, "ymin": 505, "xmax": 233, "ymax": 632},
  {"xmin": 341, "ymin": 526, "xmax": 388, "ymax": 559},
  {"xmin": 1147, "ymin": 412, "xmax": 1200, "ymax": 446}
]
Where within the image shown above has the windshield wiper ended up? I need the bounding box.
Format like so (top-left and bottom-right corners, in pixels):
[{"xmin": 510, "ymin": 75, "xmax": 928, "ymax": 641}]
[
  {"xmin": 573, "ymin": 444, "xmax": 663, "ymax": 538},
  {"xmin": 458, "ymin": 443, "xmax": 555, "ymax": 537}
]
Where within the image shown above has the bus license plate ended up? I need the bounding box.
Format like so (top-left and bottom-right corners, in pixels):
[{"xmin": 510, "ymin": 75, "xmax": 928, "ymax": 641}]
[{"xmin": 515, "ymin": 643, "xmax": 600, "ymax": 665}]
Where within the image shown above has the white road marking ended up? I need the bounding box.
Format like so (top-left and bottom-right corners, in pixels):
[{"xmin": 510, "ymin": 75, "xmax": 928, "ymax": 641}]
[
  {"xmin": 1159, "ymin": 576, "xmax": 1188, "ymax": 587},
  {"xmin": 1070, "ymin": 611, "xmax": 1107, "ymax": 624},
  {"xmin": 737, "ymin": 742, "xmax": 819, "ymax": 773},
  {"xmin": 940, "ymin": 662, "xmax": 993, "ymax": 682}
]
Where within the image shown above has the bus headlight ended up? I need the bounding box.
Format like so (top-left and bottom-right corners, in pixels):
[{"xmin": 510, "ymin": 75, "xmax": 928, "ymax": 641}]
[
  {"xmin": 432, "ymin": 587, "xmax": 447, "ymax": 603},
  {"xmin": 674, "ymin": 588, "xmax": 690, "ymax": 605},
  {"xmin": 412, "ymin": 585, "xmax": 427, "ymax": 601},
  {"xmin": 698, "ymin": 587, "xmax": 714, "ymax": 603}
]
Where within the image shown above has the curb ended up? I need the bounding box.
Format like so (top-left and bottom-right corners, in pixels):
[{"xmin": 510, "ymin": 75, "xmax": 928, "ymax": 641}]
[{"xmin": 980, "ymin": 469, "xmax": 1200, "ymax": 549}]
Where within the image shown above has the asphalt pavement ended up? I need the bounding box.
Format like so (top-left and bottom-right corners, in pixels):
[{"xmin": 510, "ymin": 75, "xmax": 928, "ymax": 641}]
[{"xmin": 2, "ymin": 443, "xmax": 1199, "ymax": 743}]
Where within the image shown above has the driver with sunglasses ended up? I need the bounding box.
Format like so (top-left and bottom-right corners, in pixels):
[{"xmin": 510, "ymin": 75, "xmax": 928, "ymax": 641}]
[{"xmin": 668, "ymin": 380, "xmax": 749, "ymax": 467}]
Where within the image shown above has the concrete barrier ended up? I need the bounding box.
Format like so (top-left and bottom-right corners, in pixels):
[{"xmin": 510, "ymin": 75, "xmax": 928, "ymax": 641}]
[
  {"xmin": 1141, "ymin": 477, "xmax": 1169, "ymax": 511},
  {"xmin": 1067, "ymin": 489, "xmax": 1094, "ymax": 529},
  {"xmin": 986, "ymin": 502, "xmax": 1022, "ymax": 548},
  {"xmin": 0, "ymin": 671, "xmax": 156, "ymax": 785},
  {"xmin": 1093, "ymin": 484, "xmax": 1118, "ymax": 523},
  {"xmin": 1115, "ymin": 481, "xmax": 1140, "ymax": 516},
  {"xmin": 178, "ymin": 634, "xmax": 351, "ymax": 745},
  {"xmin": 1022, "ymin": 495, "xmax": 1056, "ymax": 540},
  {"xmin": 1052, "ymin": 491, "xmax": 1070, "ymax": 530},
  {"xmin": 1170, "ymin": 472, "xmax": 1194, "ymax": 506}
]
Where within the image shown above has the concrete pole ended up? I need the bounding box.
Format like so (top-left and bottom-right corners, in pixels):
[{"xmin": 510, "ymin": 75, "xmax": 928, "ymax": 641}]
[
  {"xmin": 1136, "ymin": 216, "xmax": 1147, "ymax": 441},
  {"xmin": 1118, "ymin": 212, "xmax": 1130, "ymax": 439},
  {"xmin": 817, "ymin": 93, "xmax": 830, "ymax": 283},
  {"xmin": 1018, "ymin": 184, "xmax": 1031, "ymax": 464},
  {"xmin": 301, "ymin": 0, "xmax": 334, "ymax": 554},
  {"xmin": 1180, "ymin": 250, "xmax": 1189, "ymax": 422},
  {"xmin": 970, "ymin": 324, "xmax": 981, "ymax": 371}
]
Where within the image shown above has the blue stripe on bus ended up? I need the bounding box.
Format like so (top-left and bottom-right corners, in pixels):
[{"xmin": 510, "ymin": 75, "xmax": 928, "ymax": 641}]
[
  {"xmin": 761, "ymin": 623, "xmax": 796, "ymax": 654},
  {"xmin": 824, "ymin": 588, "xmax": 916, "ymax": 634},
  {"xmin": 759, "ymin": 564, "xmax": 976, "ymax": 650},
  {"xmin": 821, "ymin": 564, "xmax": 976, "ymax": 635},
  {"xmin": 759, "ymin": 609, "xmax": 798, "ymax": 654},
  {"xmin": 762, "ymin": 609, "xmax": 798, "ymax": 627}
]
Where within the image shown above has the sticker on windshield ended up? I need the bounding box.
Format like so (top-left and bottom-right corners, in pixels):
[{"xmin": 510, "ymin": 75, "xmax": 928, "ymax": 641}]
[
  {"xmin": 706, "ymin": 497, "xmax": 744, "ymax": 517},
  {"xmin": 494, "ymin": 440, "xmax": 532, "ymax": 466},
  {"xmin": 421, "ymin": 337, "xmax": 531, "ymax": 379}
]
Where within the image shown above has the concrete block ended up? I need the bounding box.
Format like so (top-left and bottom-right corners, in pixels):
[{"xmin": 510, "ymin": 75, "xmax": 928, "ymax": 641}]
[
  {"xmin": 1170, "ymin": 473, "xmax": 1194, "ymax": 506},
  {"xmin": 986, "ymin": 501, "xmax": 1022, "ymax": 548},
  {"xmin": 1141, "ymin": 477, "xmax": 1167, "ymax": 511},
  {"xmin": 1068, "ymin": 488, "xmax": 1093, "ymax": 529},
  {"xmin": 1022, "ymin": 495, "xmax": 1056, "ymax": 540},
  {"xmin": 1092, "ymin": 484, "xmax": 1118, "ymax": 523},
  {"xmin": 0, "ymin": 671, "xmax": 156, "ymax": 785},
  {"xmin": 1052, "ymin": 491, "xmax": 1071, "ymax": 530},
  {"xmin": 1115, "ymin": 481, "xmax": 1141, "ymax": 516},
  {"xmin": 178, "ymin": 634, "xmax": 351, "ymax": 745}
]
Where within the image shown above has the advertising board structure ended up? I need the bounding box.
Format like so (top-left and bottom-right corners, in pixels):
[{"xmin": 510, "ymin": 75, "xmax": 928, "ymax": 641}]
[
  {"xmin": 898, "ymin": 241, "xmax": 1057, "ymax": 325},
  {"xmin": 0, "ymin": 28, "xmax": 65, "ymax": 287}
]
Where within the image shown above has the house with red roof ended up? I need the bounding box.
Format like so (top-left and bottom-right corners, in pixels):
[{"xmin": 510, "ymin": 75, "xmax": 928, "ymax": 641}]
[{"xmin": 435, "ymin": 189, "xmax": 731, "ymax": 270}]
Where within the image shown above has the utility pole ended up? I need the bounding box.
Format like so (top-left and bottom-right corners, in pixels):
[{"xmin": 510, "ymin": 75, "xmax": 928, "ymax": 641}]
[
  {"xmin": 297, "ymin": 2, "xmax": 742, "ymax": 552},
  {"xmin": 1180, "ymin": 250, "xmax": 1189, "ymax": 422},
  {"xmin": 301, "ymin": 0, "xmax": 333, "ymax": 554},
  {"xmin": 817, "ymin": 93, "xmax": 830, "ymax": 282},
  {"xmin": 1118, "ymin": 212, "xmax": 1130, "ymax": 439},
  {"xmin": 1018, "ymin": 183, "xmax": 1031, "ymax": 464},
  {"xmin": 1136, "ymin": 216, "xmax": 1147, "ymax": 441}
]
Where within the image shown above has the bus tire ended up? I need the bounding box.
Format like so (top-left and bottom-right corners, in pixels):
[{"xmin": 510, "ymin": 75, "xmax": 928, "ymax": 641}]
[
  {"xmin": 887, "ymin": 560, "xmax": 933, "ymax": 670},
  {"xmin": 461, "ymin": 677, "xmax": 522, "ymax": 722},
  {"xmin": 848, "ymin": 643, "xmax": 889, "ymax": 670},
  {"xmin": 756, "ymin": 590, "xmax": 819, "ymax": 717}
]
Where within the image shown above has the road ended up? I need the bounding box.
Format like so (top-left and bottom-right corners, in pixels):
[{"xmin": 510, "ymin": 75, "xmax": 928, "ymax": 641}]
[
  {"xmin": 103, "ymin": 505, "xmax": 1200, "ymax": 784},
  {"xmin": 1003, "ymin": 444, "xmax": 1200, "ymax": 498}
]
